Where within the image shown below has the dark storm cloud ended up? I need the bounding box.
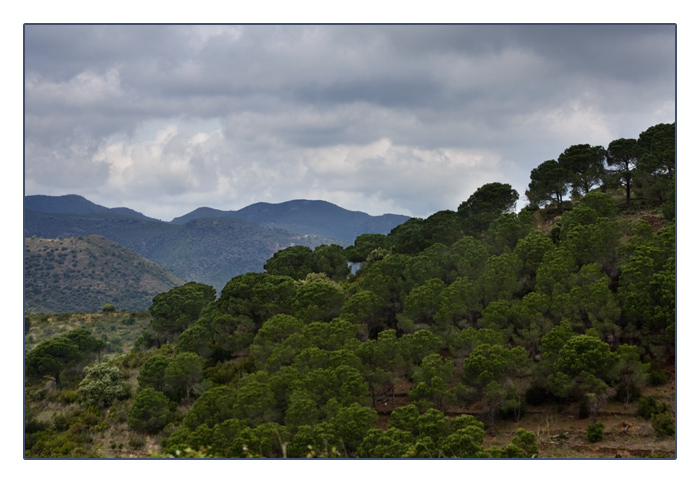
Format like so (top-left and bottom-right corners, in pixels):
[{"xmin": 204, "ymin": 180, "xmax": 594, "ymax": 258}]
[{"xmin": 24, "ymin": 24, "xmax": 675, "ymax": 220}]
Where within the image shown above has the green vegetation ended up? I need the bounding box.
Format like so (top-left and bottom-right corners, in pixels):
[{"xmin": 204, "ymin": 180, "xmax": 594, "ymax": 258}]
[
  {"xmin": 77, "ymin": 362, "xmax": 131, "ymax": 408},
  {"xmin": 24, "ymin": 311, "xmax": 152, "ymax": 358},
  {"xmin": 586, "ymin": 422, "xmax": 605, "ymax": 443},
  {"xmin": 25, "ymin": 328, "xmax": 106, "ymax": 384},
  {"xmin": 24, "ymin": 235, "xmax": 185, "ymax": 313},
  {"xmin": 128, "ymin": 388, "xmax": 173, "ymax": 434},
  {"xmin": 24, "ymin": 122, "xmax": 675, "ymax": 459}
]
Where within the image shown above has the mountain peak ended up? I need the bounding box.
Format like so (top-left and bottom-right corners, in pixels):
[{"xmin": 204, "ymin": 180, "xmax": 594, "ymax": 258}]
[
  {"xmin": 25, "ymin": 194, "xmax": 104, "ymax": 214},
  {"xmin": 25, "ymin": 194, "xmax": 156, "ymax": 221}
]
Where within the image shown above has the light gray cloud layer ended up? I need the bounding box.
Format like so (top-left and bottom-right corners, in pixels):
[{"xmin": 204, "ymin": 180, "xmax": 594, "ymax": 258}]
[{"xmin": 24, "ymin": 24, "xmax": 675, "ymax": 220}]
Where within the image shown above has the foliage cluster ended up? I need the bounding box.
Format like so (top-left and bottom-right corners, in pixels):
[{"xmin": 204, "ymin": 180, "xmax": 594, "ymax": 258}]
[
  {"xmin": 525, "ymin": 123, "xmax": 675, "ymax": 217},
  {"xmin": 586, "ymin": 422, "xmax": 605, "ymax": 443}
]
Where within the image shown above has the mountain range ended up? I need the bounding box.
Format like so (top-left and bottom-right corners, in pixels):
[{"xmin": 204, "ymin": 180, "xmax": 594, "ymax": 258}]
[
  {"xmin": 24, "ymin": 195, "xmax": 410, "ymax": 303},
  {"xmin": 170, "ymin": 199, "xmax": 410, "ymax": 243}
]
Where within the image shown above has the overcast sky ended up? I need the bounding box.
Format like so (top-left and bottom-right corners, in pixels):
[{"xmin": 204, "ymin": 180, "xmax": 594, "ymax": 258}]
[{"xmin": 24, "ymin": 24, "xmax": 675, "ymax": 221}]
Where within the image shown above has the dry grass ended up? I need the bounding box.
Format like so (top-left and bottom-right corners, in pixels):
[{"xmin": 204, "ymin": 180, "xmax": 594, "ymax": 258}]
[{"xmin": 478, "ymin": 393, "xmax": 676, "ymax": 459}]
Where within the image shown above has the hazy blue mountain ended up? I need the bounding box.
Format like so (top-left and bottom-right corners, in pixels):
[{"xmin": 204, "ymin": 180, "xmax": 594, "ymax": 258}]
[
  {"xmin": 169, "ymin": 207, "xmax": 229, "ymax": 223},
  {"xmin": 24, "ymin": 195, "xmax": 408, "ymax": 293},
  {"xmin": 25, "ymin": 194, "xmax": 158, "ymax": 221},
  {"xmin": 171, "ymin": 199, "xmax": 410, "ymax": 244}
]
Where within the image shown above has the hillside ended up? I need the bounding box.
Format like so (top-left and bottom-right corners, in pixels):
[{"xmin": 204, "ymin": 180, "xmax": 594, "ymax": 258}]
[
  {"xmin": 23, "ymin": 209, "xmax": 180, "ymax": 253},
  {"xmin": 24, "ymin": 235, "xmax": 185, "ymax": 313},
  {"xmin": 24, "ymin": 311, "xmax": 152, "ymax": 356},
  {"xmin": 144, "ymin": 217, "xmax": 335, "ymax": 290},
  {"xmin": 22, "ymin": 310, "xmax": 675, "ymax": 459}
]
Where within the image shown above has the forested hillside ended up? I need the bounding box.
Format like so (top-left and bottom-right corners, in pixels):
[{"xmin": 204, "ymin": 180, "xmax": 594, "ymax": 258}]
[{"xmin": 24, "ymin": 122, "xmax": 676, "ymax": 459}]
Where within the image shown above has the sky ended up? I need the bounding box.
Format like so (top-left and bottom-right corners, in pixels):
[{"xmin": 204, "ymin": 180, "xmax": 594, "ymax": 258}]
[{"xmin": 23, "ymin": 24, "xmax": 676, "ymax": 221}]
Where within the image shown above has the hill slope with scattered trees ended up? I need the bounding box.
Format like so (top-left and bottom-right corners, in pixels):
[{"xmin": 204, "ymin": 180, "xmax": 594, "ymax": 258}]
[
  {"xmin": 24, "ymin": 122, "xmax": 675, "ymax": 459},
  {"xmin": 24, "ymin": 235, "xmax": 185, "ymax": 313}
]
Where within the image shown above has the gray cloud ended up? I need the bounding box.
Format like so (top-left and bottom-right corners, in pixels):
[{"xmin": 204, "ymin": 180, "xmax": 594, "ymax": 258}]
[{"xmin": 24, "ymin": 24, "xmax": 675, "ymax": 220}]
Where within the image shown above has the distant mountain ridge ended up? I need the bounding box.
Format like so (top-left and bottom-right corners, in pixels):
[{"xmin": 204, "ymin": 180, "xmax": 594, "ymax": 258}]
[
  {"xmin": 171, "ymin": 199, "xmax": 409, "ymax": 243},
  {"xmin": 25, "ymin": 195, "xmax": 410, "ymax": 246},
  {"xmin": 25, "ymin": 194, "xmax": 159, "ymax": 221},
  {"xmin": 24, "ymin": 195, "xmax": 410, "ymax": 293}
]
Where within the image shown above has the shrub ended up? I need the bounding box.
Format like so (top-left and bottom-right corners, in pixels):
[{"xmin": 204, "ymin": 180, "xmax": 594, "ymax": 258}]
[
  {"xmin": 77, "ymin": 363, "xmax": 131, "ymax": 408},
  {"xmin": 586, "ymin": 422, "xmax": 604, "ymax": 443},
  {"xmin": 101, "ymin": 304, "xmax": 117, "ymax": 313},
  {"xmin": 128, "ymin": 388, "xmax": 172, "ymax": 434},
  {"xmin": 81, "ymin": 406, "xmax": 107, "ymax": 430},
  {"xmin": 128, "ymin": 434, "xmax": 146, "ymax": 449},
  {"xmin": 648, "ymin": 368, "xmax": 669, "ymax": 386},
  {"xmin": 647, "ymin": 451, "xmax": 672, "ymax": 458},
  {"xmin": 637, "ymin": 396, "xmax": 669, "ymax": 420},
  {"xmin": 651, "ymin": 411, "xmax": 675, "ymax": 437},
  {"xmin": 27, "ymin": 430, "xmax": 91, "ymax": 458},
  {"xmin": 613, "ymin": 382, "xmax": 641, "ymax": 403},
  {"xmin": 511, "ymin": 428, "xmax": 538, "ymax": 458},
  {"xmin": 108, "ymin": 400, "xmax": 130, "ymax": 425},
  {"xmin": 116, "ymin": 350, "xmax": 150, "ymax": 370},
  {"xmin": 57, "ymin": 389, "xmax": 80, "ymax": 405}
]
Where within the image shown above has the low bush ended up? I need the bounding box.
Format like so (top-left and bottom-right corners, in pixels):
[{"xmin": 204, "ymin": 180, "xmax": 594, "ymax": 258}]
[
  {"xmin": 586, "ymin": 422, "xmax": 604, "ymax": 443},
  {"xmin": 651, "ymin": 411, "xmax": 675, "ymax": 437},
  {"xmin": 101, "ymin": 304, "xmax": 116, "ymax": 313},
  {"xmin": 128, "ymin": 434, "xmax": 146, "ymax": 449},
  {"xmin": 637, "ymin": 396, "xmax": 669, "ymax": 420}
]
